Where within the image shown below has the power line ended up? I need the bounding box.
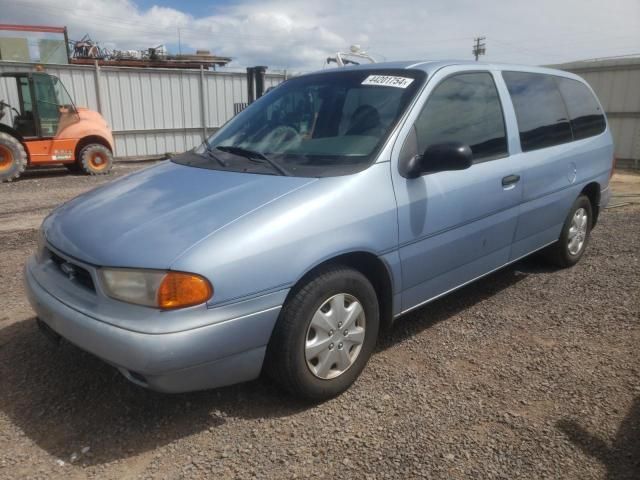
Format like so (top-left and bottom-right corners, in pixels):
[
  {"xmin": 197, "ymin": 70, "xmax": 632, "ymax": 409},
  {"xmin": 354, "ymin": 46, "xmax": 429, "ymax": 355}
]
[
  {"xmin": 489, "ymin": 37, "xmax": 567, "ymax": 59},
  {"xmin": 565, "ymin": 52, "xmax": 640, "ymax": 62},
  {"xmin": 489, "ymin": 35, "xmax": 639, "ymax": 60}
]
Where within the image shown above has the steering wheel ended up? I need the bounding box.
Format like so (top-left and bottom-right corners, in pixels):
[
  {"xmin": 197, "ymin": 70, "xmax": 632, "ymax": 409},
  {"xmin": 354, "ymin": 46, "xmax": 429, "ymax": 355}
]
[{"xmin": 0, "ymin": 100, "xmax": 20, "ymax": 118}]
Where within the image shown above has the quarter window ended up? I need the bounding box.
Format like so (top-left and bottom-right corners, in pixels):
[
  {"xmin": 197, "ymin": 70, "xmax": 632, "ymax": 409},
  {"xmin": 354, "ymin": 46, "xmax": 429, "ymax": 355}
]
[
  {"xmin": 413, "ymin": 72, "xmax": 508, "ymax": 161},
  {"xmin": 502, "ymin": 71, "xmax": 573, "ymax": 152},
  {"xmin": 555, "ymin": 77, "xmax": 606, "ymax": 140}
]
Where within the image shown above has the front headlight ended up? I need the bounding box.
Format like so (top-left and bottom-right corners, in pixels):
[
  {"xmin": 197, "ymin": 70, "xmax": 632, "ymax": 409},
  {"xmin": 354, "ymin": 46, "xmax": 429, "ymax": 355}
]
[{"xmin": 99, "ymin": 268, "xmax": 213, "ymax": 310}]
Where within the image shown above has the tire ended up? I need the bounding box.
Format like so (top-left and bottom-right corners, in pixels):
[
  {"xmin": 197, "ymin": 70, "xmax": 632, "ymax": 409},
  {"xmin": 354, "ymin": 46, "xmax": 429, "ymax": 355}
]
[
  {"xmin": 265, "ymin": 265, "xmax": 380, "ymax": 401},
  {"xmin": 545, "ymin": 195, "xmax": 593, "ymax": 268},
  {"xmin": 0, "ymin": 132, "xmax": 27, "ymax": 183},
  {"xmin": 79, "ymin": 143, "xmax": 113, "ymax": 175}
]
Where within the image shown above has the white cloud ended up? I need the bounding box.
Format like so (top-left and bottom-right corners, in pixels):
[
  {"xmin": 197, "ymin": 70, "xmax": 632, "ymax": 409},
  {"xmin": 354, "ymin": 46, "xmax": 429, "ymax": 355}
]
[{"xmin": 1, "ymin": 0, "xmax": 638, "ymax": 71}]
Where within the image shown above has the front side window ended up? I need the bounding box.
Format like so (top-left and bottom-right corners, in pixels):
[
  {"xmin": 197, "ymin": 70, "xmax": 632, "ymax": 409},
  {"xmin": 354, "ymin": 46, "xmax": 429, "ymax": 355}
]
[
  {"xmin": 412, "ymin": 72, "xmax": 508, "ymax": 161},
  {"xmin": 180, "ymin": 69, "xmax": 426, "ymax": 177},
  {"xmin": 555, "ymin": 77, "xmax": 606, "ymax": 140},
  {"xmin": 502, "ymin": 71, "xmax": 573, "ymax": 152}
]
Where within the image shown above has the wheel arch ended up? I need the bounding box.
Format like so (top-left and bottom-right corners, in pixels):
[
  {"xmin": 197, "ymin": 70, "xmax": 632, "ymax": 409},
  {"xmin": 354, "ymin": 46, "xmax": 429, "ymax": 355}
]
[
  {"xmin": 74, "ymin": 135, "xmax": 113, "ymax": 161},
  {"xmin": 286, "ymin": 250, "xmax": 395, "ymax": 332},
  {"xmin": 0, "ymin": 124, "xmax": 24, "ymax": 142},
  {"xmin": 581, "ymin": 182, "xmax": 601, "ymax": 226}
]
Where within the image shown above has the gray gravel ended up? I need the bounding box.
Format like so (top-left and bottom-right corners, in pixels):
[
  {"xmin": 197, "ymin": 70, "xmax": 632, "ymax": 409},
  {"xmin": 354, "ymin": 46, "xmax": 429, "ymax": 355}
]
[{"xmin": 0, "ymin": 164, "xmax": 638, "ymax": 479}]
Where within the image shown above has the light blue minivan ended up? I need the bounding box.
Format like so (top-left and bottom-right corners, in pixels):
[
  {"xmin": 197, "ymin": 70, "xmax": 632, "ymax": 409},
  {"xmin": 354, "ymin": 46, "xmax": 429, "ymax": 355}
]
[{"xmin": 25, "ymin": 60, "xmax": 614, "ymax": 400}]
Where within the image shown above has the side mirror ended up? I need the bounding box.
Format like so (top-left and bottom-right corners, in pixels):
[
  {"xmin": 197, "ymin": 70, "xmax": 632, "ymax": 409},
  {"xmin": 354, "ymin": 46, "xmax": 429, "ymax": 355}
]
[{"xmin": 401, "ymin": 141, "xmax": 473, "ymax": 178}]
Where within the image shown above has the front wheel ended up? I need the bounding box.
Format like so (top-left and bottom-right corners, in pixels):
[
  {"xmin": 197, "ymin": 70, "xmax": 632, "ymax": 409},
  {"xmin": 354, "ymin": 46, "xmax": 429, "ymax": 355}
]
[
  {"xmin": 265, "ymin": 265, "xmax": 379, "ymax": 400},
  {"xmin": 545, "ymin": 194, "xmax": 593, "ymax": 267},
  {"xmin": 79, "ymin": 144, "xmax": 113, "ymax": 175}
]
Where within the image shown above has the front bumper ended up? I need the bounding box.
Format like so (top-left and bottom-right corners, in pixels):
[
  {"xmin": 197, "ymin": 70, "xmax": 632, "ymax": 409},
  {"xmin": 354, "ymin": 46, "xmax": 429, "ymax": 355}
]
[{"xmin": 24, "ymin": 257, "xmax": 285, "ymax": 393}]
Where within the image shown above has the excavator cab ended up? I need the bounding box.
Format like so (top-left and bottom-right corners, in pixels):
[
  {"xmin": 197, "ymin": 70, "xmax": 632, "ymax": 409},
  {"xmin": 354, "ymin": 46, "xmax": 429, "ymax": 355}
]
[{"xmin": 0, "ymin": 71, "xmax": 114, "ymax": 182}]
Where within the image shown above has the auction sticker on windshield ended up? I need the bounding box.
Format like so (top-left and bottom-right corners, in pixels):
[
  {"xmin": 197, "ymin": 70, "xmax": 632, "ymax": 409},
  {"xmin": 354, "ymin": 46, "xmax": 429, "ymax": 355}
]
[{"xmin": 362, "ymin": 75, "xmax": 415, "ymax": 88}]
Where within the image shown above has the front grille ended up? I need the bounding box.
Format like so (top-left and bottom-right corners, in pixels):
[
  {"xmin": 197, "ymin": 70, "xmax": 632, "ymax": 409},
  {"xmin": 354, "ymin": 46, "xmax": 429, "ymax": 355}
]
[{"xmin": 47, "ymin": 249, "xmax": 96, "ymax": 292}]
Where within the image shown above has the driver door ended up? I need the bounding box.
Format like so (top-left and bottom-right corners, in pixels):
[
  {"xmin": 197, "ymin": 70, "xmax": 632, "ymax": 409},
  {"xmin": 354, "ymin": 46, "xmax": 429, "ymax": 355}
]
[
  {"xmin": 390, "ymin": 67, "xmax": 523, "ymax": 313},
  {"xmin": 13, "ymin": 76, "xmax": 37, "ymax": 137},
  {"xmin": 33, "ymin": 73, "xmax": 62, "ymax": 137},
  {"xmin": 28, "ymin": 73, "xmax": 79, "ymax": 164}
]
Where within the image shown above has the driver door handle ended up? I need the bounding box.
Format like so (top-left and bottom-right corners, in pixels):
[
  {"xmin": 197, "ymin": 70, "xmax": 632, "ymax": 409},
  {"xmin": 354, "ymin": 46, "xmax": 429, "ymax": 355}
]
[{"xmin": 502, "ymin": 174, "xmax": 520, "ymax": 187}]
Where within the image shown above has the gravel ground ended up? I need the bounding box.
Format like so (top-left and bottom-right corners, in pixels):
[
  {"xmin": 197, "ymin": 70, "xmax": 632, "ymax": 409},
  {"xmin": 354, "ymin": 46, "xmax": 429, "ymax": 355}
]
[{"xmin": 0, "ymin": 164, "xmax": 638, "ymax": 479}]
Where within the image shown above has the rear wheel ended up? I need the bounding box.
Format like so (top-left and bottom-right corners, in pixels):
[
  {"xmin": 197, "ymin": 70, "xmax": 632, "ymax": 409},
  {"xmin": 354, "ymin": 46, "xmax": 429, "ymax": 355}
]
[
  {"xmin": 79, "ymin": 143, "xmax": 113, "ymax": 175},
  {"xmin": 0, "ymin": 132, "xmax": 27, "ymax": 182},
  {"xmin": 545, "ymin": 195, "xmax": 593, "ymax": 267},
  {"xmin": 266, "ymin": 265, "xmax": 379, "ymax": 400}
]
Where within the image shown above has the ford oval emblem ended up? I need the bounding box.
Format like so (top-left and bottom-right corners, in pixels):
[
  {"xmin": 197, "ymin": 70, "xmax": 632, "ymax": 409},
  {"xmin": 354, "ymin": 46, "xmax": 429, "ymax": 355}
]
[{"xmin": 60, "ymin": 262, "xmax": 76, "ymax": 279}]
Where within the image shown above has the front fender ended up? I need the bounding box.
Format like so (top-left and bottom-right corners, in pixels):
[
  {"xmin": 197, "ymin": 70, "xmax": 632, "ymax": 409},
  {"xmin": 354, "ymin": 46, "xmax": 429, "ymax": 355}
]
[
  {"xmin": 58, "ymin": 113, "xmax": 114, "ymax": 152},
  {"xmin": 171, "ymin": 163, "xmax": 399, "ymax": 307}
]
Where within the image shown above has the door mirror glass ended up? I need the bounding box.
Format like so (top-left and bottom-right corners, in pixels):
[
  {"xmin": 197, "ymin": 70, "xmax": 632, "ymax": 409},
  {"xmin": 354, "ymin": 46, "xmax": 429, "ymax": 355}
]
[
  {"xmin": 401, "ymin": 141, "xmax": 472, "ymax": 178},
  {"xmin": 422, "ymin": 141, "xmax": 473, "ymax": 173}
]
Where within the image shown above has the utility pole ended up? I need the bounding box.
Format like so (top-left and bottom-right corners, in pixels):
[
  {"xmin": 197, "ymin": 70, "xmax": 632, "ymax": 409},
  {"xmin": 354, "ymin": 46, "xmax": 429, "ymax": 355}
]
[
  {"xmin": 472, "ymin": 36, "xmax": 486, "ymax": 61},
  {"xmin": 178, "ymin": 28, "xmax": 182, "ymax": 55}
]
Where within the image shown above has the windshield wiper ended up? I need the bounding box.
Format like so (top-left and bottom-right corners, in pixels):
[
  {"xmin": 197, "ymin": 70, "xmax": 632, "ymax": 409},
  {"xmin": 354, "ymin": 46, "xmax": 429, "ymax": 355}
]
[
  {"xmin": 215, "ymin": 146, "xmax": 290, "ymax": 176},
  {"xmin": 202, "ymin": 145, "xmax": 228, "ymax": 167}
]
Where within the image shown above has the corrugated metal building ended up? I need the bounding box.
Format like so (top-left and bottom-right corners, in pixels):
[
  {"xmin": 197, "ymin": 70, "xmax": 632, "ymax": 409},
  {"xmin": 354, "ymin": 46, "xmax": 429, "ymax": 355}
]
[
  {"xmin": 0, "ymin": 61, "xmax": 285, "ymax": 158},
  {"xmin": 551, "ymin": 57, "xmax": 640, "ymax": 169}
]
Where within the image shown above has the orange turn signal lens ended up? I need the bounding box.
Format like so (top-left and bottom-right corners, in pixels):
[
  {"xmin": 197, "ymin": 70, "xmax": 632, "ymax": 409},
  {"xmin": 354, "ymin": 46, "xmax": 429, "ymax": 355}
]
[{"xmin": 157, "ymin": 272, "xmax": 213, "ymax": 310}]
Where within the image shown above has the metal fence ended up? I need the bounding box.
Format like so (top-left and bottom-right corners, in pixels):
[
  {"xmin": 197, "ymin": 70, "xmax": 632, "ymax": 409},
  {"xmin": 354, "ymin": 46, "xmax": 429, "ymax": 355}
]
[{"xmin": 0, "ymin": 61, "xmax": 285, "ymax": 158}]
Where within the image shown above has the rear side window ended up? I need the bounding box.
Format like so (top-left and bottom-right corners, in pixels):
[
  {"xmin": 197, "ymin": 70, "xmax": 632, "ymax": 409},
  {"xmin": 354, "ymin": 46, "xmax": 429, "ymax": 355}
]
[
  {"xmin": 555, "ymin": 77, "xmax": 606, "ymax": 140},
  {"xmin": 413, "ymin": 72, "xmax": 507, "ymax": 161},
  {"xmin": 502, "ymin": 71, "xmax": 573, "ymax": 152}
]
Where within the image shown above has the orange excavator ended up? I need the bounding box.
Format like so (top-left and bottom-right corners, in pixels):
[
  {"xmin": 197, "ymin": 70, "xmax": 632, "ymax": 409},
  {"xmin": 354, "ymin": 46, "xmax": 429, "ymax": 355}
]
[{"xmin": 0, "ymin": 71, "xmax": 114, "ymax": 182}]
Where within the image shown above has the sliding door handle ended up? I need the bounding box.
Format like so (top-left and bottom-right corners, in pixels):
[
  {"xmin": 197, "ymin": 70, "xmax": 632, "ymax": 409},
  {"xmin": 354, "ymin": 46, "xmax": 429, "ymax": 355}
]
[{"xmin": 502, "ymin": 174, "xmax": 520, "ymax": 187}]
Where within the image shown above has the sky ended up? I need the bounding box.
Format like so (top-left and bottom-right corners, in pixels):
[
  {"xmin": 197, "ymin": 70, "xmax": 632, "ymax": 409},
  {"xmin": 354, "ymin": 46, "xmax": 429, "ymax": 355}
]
[{"xmin": 0, "ymin": 0, "xmax": 638, "ymax": 72}]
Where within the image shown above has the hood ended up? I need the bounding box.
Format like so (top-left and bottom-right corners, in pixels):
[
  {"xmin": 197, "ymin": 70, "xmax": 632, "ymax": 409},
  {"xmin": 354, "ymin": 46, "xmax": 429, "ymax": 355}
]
[
  {"xmin": 75, "ymin": 107, "xmax": 110, "ymax": 134},
  {"xmin": 44, "ymin": 160, "xmax": 316, "ymax": 268}
]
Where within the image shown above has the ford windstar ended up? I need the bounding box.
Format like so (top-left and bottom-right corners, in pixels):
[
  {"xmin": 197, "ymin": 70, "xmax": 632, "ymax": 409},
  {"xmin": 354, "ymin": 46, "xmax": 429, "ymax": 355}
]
[{"xmin": 25, "ymin": 60, "xmax": 614, "ymax": 400}]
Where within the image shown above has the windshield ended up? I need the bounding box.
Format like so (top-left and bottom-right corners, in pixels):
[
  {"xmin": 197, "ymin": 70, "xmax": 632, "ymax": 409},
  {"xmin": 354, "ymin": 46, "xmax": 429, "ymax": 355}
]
[
  {"xmin": 177, "ymin": 69, "xmax": 426, "ymax": 177},
  {"xmin": 52, "ymin": 76, "xmax": 75, "ymax": 109}
]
